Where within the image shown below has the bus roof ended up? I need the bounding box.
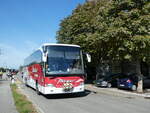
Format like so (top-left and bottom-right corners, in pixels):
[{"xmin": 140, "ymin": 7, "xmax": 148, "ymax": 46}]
[{"xmin": 41, "ymin": 43, "xmax": 80, "ymax": 48}]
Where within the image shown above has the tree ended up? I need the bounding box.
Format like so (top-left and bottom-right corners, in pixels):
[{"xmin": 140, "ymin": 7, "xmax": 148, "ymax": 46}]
[
  {"xmin": 107, "ymin": 0, "xmax": 150, "ymax": 92},
  {"xmin": 56, "ymin": 0, "xmax": 150, "ymax": 92},
  {"xmin": 57, "ymin": 0, "xmax": 112, "ymax": 65}
]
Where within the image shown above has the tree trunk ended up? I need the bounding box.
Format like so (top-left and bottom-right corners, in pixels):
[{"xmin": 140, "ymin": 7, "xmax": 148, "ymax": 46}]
[{"xmin": 135, "ymin": 60, "xmax": 143, "ymax": 93}]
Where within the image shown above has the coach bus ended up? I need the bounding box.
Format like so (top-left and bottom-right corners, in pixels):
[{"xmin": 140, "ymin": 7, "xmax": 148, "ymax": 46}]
[{"xmin": 23, "ymin": 43, "xmax": 91, "ymax": 95}]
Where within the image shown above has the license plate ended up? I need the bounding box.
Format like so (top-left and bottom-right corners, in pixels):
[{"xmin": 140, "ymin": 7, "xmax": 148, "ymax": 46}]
[
  {"xmin": 63, "ymin": 88, "xmax": 73, "ymax": 92},
  {"xmin": 120, "ymin": 84, "xmax": 124, "ymax": 86}
]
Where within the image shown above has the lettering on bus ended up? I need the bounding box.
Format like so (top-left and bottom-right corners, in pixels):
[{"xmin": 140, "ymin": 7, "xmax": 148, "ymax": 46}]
[{"xmin": 57, "ymin": 79, "xmax": 74, "ymax": 83}]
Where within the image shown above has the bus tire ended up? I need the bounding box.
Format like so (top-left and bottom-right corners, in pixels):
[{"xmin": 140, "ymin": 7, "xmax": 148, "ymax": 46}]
[
  {"xmin": 36, "ymin": 83, "xmax": 40, "ymax": 95},
  {"xmin": 25, "ymin": 78, "xmax": 28, "ymax": 87}
]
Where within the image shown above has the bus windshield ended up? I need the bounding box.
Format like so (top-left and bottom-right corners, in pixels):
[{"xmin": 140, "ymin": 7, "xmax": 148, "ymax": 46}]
[{"xmin": 46, "ymin": 46, "xmax": 84, "ymax": 75}]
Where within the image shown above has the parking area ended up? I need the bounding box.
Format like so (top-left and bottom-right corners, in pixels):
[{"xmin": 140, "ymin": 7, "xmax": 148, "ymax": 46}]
[{"xmin": 85, "ymin": 84, "xmax": 150, "ymax": 99}]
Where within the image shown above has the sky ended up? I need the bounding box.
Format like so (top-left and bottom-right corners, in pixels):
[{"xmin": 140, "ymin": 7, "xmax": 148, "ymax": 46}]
[{"xmin": 0, "ymin": 0, "xmax": 86, "ymax": 69}]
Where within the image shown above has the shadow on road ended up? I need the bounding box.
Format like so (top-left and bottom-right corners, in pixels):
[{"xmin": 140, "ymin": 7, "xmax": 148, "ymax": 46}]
[
  {"xmin": 0, "ymin": 79, "xmax": 9, "ymax": 82},
  {"xmin": 0, "ymin": 79, "xmax": 9, "ymax": 85},
  {"xmin": 43, "ymin": 90, "xmax": 92, "ymax": 99}
]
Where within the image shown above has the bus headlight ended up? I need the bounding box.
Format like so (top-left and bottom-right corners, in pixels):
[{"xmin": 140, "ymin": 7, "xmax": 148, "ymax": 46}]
[{"xmin": 79, "ymin": 82, "xmax": 84, "ymax": 86}]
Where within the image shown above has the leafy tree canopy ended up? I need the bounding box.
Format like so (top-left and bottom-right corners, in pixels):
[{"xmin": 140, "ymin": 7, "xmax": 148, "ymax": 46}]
[{"xmin": 56, "ymin": 0, "xmax": 150, "ymax": 65}]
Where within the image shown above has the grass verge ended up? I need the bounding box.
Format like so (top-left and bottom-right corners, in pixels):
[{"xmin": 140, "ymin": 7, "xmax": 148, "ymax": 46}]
[{"xmin": 10, "ymin": 84, "xmax": 38, "ymax": 113}]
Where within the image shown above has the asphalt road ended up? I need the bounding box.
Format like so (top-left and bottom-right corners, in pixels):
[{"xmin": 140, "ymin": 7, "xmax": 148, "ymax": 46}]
[{"xmin": 18, "ymin": 81, "xmax": 150, "ymax": 113}]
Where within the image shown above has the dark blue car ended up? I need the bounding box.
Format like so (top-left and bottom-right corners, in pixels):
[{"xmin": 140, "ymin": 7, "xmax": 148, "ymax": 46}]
[
  {"xmin": 117, "ymin": 73, "xmax": 138, "ymax": 91},
  {"xmin": 118, "ymin": 78, "xmax": 137, "ymax": 91}
]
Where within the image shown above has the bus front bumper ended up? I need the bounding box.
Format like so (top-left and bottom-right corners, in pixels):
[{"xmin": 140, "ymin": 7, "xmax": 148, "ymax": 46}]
[{"xmin": 43, "ymin": 85, "xmax": 84, "ymax": 95}]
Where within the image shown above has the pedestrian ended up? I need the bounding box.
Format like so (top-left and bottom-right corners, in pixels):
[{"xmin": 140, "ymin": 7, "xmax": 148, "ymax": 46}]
[
  {"xmin": 11, "ymin": 75, "xmax": 15, "ymax": 84},
  {"xmin": 7, "ymin": 71, "xmax": 12, "ymax": 80}
]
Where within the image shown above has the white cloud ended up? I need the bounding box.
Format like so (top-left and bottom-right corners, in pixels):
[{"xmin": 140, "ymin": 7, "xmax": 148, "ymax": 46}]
[
  {"xmin": 24, "ymin": 40, "xmax": 39, "ymax": 53},
  {"xmin": 0, "ymin": 39, "xmax": 55, "ymax": 69},
  {"xmin": 0, "ymin": 43, "xmax": 28, "ymax": 69}
]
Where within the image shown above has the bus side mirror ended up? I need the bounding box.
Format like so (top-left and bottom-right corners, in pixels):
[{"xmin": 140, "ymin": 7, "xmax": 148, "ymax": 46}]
[
  {"xmin": 42, "ymin": 46, "xmax": 47, "ymax": 53},
  {"xmin": 42, "ymin": 46, "xmax": 48, "ymax": 62},
  {"xmin": 86, "ymin": 53, "xmax": 91, "ymax": 63},
  {"xmin": 43, "ymin": 55, "xmax": 47, "ymax": 62},
  {"xmin": 43, "ymin": 52, "xmax": 48, "ymax": 62}
]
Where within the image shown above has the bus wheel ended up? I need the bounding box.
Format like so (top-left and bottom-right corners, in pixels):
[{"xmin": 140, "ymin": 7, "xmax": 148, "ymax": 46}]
[
  {"xmin": 25, "ymin": 78, "xmax": 28, "ymax": 87},
  {"xmin": 36, "ymin": 83, "xmax": 40, "ymax": 95}
]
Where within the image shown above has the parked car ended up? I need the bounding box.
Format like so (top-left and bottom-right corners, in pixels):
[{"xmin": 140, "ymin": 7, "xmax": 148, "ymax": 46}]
[
  {"xmin": 143, "ymin": 76, "xmax": 150, "ymax": 88},
  {"xmin": 118, "ymin": 73, "xmax": 150, "ymax": 91},
  {"xmin": 95, "ymin": 73, "xmax": 122, "ymax": 88},
  {"xmin": 117, "ymin": 73, "xmax": 138, "ymax": 91}
]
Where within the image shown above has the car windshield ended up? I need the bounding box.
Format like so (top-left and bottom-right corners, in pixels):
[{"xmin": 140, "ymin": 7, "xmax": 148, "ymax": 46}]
[
  {"xmin": 103, "ymin": 73, "xmax": 122, "ymax": 80},
  {"xmin": 45, "ymin": 46, "xmax": 84, "ymax": 75}
]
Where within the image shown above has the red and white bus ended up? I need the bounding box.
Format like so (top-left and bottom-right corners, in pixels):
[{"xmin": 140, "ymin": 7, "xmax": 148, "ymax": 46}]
[{"xmin": 23, "ymin": 43, "xmax": 90, "ymax": 95}]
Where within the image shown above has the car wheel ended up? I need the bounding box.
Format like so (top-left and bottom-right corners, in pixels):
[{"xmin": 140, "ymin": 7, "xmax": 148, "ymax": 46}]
[
  {"xmin": 107, "ymin": 83, "xmax": 112, "ymax": 88},
  {"xmin": 131, "ymin": 85, "xmax": 137, "ymax": 91}
]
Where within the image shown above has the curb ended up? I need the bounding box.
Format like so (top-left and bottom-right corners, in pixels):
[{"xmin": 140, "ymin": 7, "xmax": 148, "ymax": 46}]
[
  {"xmin": 85, "ymin": 84, "xmax": 150, "ymax": 99},
  {"xmin": 15, "ymin": 78, "xmax": 44, "ymax": 113}
]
